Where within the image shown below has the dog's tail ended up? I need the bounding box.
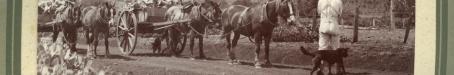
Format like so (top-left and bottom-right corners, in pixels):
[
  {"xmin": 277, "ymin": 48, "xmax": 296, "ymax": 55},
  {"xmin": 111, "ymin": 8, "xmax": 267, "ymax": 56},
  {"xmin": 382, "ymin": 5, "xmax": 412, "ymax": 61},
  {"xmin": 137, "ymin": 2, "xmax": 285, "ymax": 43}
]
[{"xmin": 300, "ymin": 46, "xmax": 315, "ymax": 57}]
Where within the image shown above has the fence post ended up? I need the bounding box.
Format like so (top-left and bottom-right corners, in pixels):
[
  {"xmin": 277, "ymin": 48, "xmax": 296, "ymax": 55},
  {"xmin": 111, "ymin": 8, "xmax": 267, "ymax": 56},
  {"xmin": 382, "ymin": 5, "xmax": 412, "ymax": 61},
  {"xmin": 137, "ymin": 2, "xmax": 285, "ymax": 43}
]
[
  {"xmin": 353, "ymin": 7, "xmax": 359, "ymax": 43},
  {"xmin": 312, "ymin": 11, "xmax": 317, "ymax": 32}
]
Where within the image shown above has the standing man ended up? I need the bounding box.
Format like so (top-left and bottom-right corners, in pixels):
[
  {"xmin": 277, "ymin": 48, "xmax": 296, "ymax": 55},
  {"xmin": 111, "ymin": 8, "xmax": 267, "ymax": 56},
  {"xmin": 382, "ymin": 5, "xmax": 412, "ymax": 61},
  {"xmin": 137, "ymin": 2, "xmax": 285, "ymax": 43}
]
[{"xmin": 317, "ymin": 0, "xmax": 343, "ymax": 74}]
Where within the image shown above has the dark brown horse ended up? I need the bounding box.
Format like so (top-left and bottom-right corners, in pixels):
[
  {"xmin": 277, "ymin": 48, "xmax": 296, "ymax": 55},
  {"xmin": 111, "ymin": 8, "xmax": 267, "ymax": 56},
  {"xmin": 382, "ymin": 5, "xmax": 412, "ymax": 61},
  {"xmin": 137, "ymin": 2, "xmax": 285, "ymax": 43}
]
[
  {"xmin": 81, "ymin": 2, "xmax": 115, "ymax": 58},
  {"xmin": 218, "ymin": 0, "xmax": 296, "ymax": 68}
]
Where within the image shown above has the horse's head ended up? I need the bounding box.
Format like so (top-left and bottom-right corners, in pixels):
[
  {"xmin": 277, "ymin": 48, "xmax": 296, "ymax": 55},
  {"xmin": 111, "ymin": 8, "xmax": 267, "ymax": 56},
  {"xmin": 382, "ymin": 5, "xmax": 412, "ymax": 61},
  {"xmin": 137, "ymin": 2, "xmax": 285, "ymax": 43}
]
[
  {"xmin": 58, "ymin": 2, "xmax": 82, "ymax": 27},
  {"xmin": 197, "ymin": 0, "xmax": 222, "ymax": 27},
  {"xmin": 201, "ymin": 1, "xmax": 222, "ymax": 22},
  {"xmin": 71, "ymin": 5, "xmax": 83, "ymax": 26},
  {"xmin": 100, "ymin": 2, "xmax": 116, "ymax": 25},
  {"xmin": 274, "ymin": 0, "xmax": 297, "ymax": 25}
]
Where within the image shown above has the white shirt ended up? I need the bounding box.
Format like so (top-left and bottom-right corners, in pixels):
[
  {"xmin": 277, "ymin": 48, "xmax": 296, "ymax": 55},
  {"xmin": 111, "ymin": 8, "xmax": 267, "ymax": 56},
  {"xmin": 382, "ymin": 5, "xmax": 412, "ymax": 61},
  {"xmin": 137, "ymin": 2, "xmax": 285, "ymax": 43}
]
[{"xmin": 318, "ymin": 0, "xmax": 343, "ymax": 35}]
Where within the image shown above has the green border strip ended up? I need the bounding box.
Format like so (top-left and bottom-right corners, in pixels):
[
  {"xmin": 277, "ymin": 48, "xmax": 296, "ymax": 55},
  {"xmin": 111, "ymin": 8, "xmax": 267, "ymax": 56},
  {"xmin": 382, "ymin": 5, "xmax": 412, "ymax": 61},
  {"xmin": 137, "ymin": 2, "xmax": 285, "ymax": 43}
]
[
  {"xmin": 6, "ymin": 0, "xmax": 21, "ymax": 75},
  {"xmin": 436, "ymin": 0, "xmax": 448, "ymax": 75},
  {"xmin": 5, "ymin": 0, "xmax": 11, "ymax": 74},
  {"xmin": 0, "ymin": 0, "xmax": 6, "ymax": 74},
  {"xmin": 14, "ymin": 0, "xmax": 21, "ymax": 74}
]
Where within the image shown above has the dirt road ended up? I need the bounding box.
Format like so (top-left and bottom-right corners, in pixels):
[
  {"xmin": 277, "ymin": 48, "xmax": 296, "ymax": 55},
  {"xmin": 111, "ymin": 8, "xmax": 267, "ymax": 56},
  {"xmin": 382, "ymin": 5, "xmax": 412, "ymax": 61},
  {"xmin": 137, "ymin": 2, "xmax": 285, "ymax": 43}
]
[{"xmin": 76, "ymin": 44, "xmax": 410, "ymax": 75}]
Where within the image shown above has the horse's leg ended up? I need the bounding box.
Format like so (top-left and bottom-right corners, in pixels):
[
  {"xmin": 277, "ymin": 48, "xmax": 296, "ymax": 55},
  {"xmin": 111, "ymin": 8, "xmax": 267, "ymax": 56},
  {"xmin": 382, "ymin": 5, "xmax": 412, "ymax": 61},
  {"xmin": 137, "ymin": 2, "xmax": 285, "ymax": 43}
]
[
  {"xmin": 189, "ymin": 32, "xmax": 196, "ymax": 59},
  {"xmin": 162, "ymin": 33, "xmax": 170, "ymax": 54},
  {"xmin": 162, "ymin": 35, "xmax": 169, "ymax": 54},
  {"xmin": 63, "ymin": 27, "xmax": 72, "ymax": 52},
  {"xmin": 85, "ymin": 29, "xmax": 90, "ymax": 44},
  {"xmin": 231, "ymin": 33, "xmax": 241, "ymax": 63},
  {"xmin": 51, "ymin": 26, "xmax": 60, "ymax": 42},
  {"xmin": 70, "ymin": 27, "xmax": 78, "ymax": 52},
  {"xmin": 264, "ymin": 33, "xmax": 272, "ymax": 66},
  {"xmin": 86, "ymin": 29, "xmax": 92, "ymax": 58},
  {"xmin": 104, "ymin": 32, "xmax": 110, "ymax": 57},
  {"xmin": 254, "ymin": 32, "xmax": 263, "ymax": 68},
  {"xmin": 180, "ymin": 33, "xmax": 187, "ymax": 51},
  {"xmin": 93, "ymin": 31, "xmax": 99, "ymax": 57},
  {"xmin": 224, "ymin": 33, "xmax": 235, "ymax": 63},
  {"xmin": 169, "ymin": 29, "xmax": 178, "ymax": 57},
  {"xmin": 198, "ymin": 35, "xmax": 206, "ymax": 59},
  {"xmin": 61, "ymin": 25, "xmax": 68, "ymax": 44},
  {"xmin": 328, "ymin": 64, "xmax": 333, "ymax": 75}
]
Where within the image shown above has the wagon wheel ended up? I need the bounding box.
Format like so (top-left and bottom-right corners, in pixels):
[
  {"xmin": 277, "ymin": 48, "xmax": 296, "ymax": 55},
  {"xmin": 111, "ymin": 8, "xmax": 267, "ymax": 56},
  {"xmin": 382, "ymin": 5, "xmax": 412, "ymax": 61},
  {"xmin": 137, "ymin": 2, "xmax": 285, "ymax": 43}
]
[{"xmin": 116, "ymin": 12, "xmax": 138, "ymax": 55}]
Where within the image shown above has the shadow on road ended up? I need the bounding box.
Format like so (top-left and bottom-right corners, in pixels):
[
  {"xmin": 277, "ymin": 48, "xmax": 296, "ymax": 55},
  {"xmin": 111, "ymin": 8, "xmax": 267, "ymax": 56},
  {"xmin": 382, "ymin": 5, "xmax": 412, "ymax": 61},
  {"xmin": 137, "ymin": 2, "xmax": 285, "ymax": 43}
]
[
  {"xmin": 100, "ymin": 55, "xmax": 137, "ymax": 61},
  {"xmin": 130, "ymin": 53, "xmax": 225, "ymax": 61},
  {"xmin": 239, "ymin": 61, "xmax": 301, "ymax": 69},
  {"xmin": 130, "ymin": 53, "xmax": 170, "ymax": 57}
]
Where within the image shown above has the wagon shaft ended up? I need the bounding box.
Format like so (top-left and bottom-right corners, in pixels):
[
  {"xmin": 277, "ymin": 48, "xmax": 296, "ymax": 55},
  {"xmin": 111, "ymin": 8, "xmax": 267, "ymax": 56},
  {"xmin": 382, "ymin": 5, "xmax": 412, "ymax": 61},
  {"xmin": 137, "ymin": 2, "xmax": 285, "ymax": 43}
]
[
  {"xmin": 137, "ymin": 19, "xmax": 191, "ymax": 33},
  {"xmin": 38, "ymin": 23, "xmax": 61, "ymax": 32}
]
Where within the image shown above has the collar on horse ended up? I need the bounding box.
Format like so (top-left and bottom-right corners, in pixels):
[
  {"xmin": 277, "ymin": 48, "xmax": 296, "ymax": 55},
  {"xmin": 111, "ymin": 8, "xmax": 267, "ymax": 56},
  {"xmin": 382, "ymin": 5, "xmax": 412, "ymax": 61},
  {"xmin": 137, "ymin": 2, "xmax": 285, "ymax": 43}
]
[{"xmin": 263, "ymin": 1, "xmax": 278, "ymax": 26}]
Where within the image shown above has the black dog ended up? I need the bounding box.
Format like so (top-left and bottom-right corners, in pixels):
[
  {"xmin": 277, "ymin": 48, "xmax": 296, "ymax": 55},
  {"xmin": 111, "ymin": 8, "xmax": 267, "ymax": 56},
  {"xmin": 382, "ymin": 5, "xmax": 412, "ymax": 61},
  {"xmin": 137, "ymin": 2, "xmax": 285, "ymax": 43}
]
[
  {"xmin": 300, "ymin": 46, "xmax": 348, "ymax": 75},
  {"xmin": 152, "ymin": 37, "xmax": 162, "ymax": 54}
]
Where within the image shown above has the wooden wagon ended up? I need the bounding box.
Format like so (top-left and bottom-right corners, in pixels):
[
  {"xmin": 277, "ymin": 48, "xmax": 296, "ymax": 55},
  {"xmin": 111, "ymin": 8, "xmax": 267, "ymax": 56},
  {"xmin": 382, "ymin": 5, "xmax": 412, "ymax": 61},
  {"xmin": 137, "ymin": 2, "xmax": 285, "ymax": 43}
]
[{"xmin": 39, "ymin": 5, "xmax": 192, "ymax": 55}]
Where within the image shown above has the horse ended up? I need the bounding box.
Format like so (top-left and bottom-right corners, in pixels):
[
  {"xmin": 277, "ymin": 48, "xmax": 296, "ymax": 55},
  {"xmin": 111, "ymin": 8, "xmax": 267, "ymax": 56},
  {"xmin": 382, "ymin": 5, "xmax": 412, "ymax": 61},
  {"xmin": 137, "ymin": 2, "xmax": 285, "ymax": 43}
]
[
  {"xmin": 47, "ymin": 2, "xmax": 83, "ymax": 52},
  {"xmin": 162, "ymin": 0, "xmax": 222, "ymax": 58},
  {"xmin": 81, "ymin": 2, "xmax": 116, "ymax": 58},
  {"xmin": 186, "ymin": 0, "xmax": 222, "ymax": 59},
  {"xmin": 218, "ymin": 0, "xmax": 296, "ymax": 68}
]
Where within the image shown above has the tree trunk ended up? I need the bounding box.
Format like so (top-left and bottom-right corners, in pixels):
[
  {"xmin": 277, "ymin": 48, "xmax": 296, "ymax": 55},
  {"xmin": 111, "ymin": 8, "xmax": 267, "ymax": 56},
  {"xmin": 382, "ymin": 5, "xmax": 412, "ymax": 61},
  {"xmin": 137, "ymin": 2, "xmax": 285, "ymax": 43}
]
[
  {"xmin": 403, "ymin": 18, "xmax": 412, "ymax": 43},
  {"xmin": 389, "ymin": 0, "xmax": 396, "ymax": 30},
  {"xmin": 353, "ymin": 7, "xmax": 359, "ymax": 43}
]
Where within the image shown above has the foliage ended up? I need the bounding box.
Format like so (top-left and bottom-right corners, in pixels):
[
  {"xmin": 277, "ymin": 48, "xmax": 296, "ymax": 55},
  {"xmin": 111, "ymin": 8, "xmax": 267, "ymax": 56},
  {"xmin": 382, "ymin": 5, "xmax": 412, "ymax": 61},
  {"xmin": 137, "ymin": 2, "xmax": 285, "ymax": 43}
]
[{"xmin": 38, "ymin": 33, "xmax": 96, "ymax": 75}]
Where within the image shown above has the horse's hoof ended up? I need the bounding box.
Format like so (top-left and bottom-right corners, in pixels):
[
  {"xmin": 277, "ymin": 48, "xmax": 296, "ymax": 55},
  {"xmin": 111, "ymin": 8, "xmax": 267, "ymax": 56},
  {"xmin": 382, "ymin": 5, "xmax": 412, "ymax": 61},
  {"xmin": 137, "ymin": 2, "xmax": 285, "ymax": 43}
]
[
  {"xmin": 263, "ymin": 62, "xmax": 272, "ymax": 67},
  {"xmin": 228, "ymin": 60, "xmax": 240, "ymax": 65},
  {"xmin": 254, "ymin": 63, "xmax": 262, "ymax": 68},
  {"xmin": 255, "ymin": 65, "xmax": 263, "ymax": 68},
  {"xmin": 171, "ymin": 55, "xmax": 179, "ymax": 58},
  {"xmin": 88, "ymin": 56, "xmax": 96, "ymax": 59},
  {"xmin": 199, "ymin": 56, "xmax": 208, "ymax": 61},
  {"xmin": 190, "ymin": 57, "xmax": 196, "ymax": 60}
]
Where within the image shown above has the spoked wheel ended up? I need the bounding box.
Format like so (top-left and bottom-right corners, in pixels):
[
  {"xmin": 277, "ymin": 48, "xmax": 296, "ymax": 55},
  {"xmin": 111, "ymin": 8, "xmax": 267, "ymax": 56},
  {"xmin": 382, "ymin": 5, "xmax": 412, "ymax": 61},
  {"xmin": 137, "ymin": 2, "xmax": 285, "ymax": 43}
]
[{"xmin": 116, "ymin": 12, "xmax": 138, "ymax": 55}]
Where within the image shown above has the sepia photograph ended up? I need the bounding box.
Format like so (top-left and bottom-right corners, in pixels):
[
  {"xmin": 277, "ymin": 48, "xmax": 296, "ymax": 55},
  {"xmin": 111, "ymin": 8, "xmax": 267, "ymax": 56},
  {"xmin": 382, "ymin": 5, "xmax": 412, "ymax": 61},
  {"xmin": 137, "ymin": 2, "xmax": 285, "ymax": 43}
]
[{"xmin": 36, "ymin": 0, "xmax": 415, "ymax": 75}]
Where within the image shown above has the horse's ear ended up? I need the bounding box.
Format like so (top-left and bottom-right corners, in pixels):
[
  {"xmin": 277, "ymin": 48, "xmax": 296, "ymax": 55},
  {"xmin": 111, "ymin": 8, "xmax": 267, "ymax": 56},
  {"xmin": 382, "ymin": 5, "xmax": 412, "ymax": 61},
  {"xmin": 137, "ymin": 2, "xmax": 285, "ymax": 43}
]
[
  {"xmin": 215, "ymin": 1, "xmax": 221, "ymax": 6},
  {"xmin": 104, "ymin": 2, "xmax": 109, "ymax": 7}
]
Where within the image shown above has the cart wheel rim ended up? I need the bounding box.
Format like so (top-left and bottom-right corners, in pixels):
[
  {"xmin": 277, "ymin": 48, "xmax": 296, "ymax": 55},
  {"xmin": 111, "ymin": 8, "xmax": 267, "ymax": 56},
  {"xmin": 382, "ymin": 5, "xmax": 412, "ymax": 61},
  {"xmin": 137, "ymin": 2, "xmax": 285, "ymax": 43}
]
[{"xmin": 115, "ymin": 12, "xmax": 138, "ymax": 55}]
